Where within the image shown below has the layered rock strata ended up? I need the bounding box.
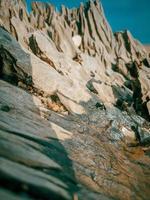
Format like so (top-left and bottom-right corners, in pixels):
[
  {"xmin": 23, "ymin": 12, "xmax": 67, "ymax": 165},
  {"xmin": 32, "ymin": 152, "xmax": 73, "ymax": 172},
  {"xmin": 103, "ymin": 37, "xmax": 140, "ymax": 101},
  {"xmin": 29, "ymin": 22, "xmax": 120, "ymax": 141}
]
[{"xmin": 0, "ymin": 0, "xmax": 150, "ymax": 200}]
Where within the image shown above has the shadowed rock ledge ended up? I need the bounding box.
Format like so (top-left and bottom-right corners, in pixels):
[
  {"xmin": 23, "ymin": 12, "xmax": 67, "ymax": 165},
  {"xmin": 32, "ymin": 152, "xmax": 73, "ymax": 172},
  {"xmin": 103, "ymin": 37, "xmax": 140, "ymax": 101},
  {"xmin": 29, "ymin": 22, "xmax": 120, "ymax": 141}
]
[{"xmin": 0, "ymin": 0, "xmax": 150, "ymax": 200}]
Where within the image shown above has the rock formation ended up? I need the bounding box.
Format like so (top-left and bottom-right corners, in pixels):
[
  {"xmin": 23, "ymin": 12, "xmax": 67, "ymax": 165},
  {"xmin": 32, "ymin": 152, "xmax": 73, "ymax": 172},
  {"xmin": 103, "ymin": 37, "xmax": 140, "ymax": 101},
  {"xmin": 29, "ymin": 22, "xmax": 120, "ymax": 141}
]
[
  {"xmin": 0, "ymin": 0, "xmax": 150, "ymax": 200},
  {"xmin": 145, "ymin": 45, "xmax": 150, "ymax": 56}
]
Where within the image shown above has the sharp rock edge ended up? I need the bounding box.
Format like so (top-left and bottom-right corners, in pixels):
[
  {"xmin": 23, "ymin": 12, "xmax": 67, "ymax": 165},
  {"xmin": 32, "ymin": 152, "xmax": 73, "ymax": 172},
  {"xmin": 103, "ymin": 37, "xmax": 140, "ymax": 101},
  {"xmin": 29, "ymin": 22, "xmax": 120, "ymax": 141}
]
[{"xmin": 0, "ymin": 0, "xmax": 150, "ymax": 200}]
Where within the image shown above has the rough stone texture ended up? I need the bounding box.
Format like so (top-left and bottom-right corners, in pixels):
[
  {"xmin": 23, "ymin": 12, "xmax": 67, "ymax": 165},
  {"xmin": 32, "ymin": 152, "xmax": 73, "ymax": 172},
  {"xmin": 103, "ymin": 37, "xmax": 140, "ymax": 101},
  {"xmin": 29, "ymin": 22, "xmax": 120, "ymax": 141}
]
[
  {"xmin": 144, "ymin": 45, "xmax": 150, "ymax": 56},
  {"xmin": 0, "ymin": 0, "xmax": 150, "ymax": 200}
]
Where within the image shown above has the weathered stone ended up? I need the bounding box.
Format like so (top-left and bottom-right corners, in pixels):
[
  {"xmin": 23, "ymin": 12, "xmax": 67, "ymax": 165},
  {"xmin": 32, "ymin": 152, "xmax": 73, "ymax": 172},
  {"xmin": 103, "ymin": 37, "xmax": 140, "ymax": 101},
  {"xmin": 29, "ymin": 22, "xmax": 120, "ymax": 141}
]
[{"xmin": 0, "ymin": 0, "xmax": 150, "ymax": 200}]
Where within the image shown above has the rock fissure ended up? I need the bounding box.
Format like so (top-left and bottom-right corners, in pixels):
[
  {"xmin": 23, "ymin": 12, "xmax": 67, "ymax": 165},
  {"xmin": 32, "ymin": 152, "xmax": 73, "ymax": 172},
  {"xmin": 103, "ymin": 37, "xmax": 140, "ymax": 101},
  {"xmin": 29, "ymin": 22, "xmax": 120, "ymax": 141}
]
[{"xmin": 0, "ymin": 0, "xmax": 150, "ymax": 200}]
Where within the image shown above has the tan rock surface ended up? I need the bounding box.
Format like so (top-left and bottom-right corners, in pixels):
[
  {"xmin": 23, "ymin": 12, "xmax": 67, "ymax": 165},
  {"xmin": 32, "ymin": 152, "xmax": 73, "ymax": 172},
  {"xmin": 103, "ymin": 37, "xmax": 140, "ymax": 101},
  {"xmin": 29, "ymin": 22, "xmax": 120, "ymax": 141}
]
[{"xmin": 0, "ymin": 0, "xmax": 150, "ymax": 200}]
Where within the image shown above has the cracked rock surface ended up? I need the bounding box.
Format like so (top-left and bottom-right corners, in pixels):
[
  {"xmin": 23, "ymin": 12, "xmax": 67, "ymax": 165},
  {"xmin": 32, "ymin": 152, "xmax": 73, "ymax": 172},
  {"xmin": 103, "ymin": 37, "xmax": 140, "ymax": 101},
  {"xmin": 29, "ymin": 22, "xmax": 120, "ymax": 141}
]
[{"xmin": 0, "ymin": 0, "xmax": 150, "ymax": 200}]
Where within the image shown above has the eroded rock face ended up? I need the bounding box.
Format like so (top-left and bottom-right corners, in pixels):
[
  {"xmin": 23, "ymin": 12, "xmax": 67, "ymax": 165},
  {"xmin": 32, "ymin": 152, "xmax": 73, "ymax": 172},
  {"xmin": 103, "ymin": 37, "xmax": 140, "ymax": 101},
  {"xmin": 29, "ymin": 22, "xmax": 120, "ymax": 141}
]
[
  {"xmin": 0, "ymin": 0, "xmax": 150, "ymax": 200},
  {"xmin": 1, "ymin": 0, "xmax": 149, "ymax": 117}
]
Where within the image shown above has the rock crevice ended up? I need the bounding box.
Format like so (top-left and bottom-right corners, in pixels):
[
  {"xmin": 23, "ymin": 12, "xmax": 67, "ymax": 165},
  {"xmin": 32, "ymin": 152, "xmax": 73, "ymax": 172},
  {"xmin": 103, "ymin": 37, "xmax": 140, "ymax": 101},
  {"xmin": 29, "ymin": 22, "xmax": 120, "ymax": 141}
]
[{"xmin": 0, "ymin": 0, "xmax": 150, "ymax": 200}]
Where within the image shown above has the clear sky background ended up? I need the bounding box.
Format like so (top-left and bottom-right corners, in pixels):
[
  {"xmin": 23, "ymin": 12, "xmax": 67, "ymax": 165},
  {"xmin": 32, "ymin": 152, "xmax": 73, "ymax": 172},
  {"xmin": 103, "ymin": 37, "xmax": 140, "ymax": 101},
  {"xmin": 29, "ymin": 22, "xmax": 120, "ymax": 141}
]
[{"xmin": 26, "ymin": 0, "xmax": 150, "ymax": 44}]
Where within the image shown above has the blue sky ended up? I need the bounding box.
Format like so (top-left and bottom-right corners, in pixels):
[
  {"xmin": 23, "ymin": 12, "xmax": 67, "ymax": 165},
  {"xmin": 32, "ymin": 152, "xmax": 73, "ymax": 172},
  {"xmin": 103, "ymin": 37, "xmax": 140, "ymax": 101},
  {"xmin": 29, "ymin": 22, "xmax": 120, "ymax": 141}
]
[{"xmin": 26, "ymin": 0, "xmax": 150, "ymax": 44}]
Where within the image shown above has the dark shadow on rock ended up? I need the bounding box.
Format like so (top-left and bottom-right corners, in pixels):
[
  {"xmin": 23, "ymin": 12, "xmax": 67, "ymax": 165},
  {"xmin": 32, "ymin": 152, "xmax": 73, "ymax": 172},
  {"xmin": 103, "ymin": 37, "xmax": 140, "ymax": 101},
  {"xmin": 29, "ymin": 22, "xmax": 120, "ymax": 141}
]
[
  {"xmin": 86, "ymin": 78, "xmax": 101, "ymax": 95},
  {"xmin": 127, "ymin": 61, "xmax": 149, "ymax": 120},
  {"xmin": 112, "ymin": 60, "xmax": 150, "ymax": 121},
  {"xmin": 0, "ymin": 26, "xmax": 78, "ymax": 199},
  {"xmin": 112, "ymin": 84, "xmax": 133, "ymax": 110}
]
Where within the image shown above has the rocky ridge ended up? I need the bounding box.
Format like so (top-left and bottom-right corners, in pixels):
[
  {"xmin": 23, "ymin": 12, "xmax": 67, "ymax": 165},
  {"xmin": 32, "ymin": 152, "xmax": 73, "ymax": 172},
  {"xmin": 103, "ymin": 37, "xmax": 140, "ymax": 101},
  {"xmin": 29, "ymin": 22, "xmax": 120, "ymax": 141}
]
[{"xmin": 0, "ymin": 0, "xmax": 150, "ymax": 200}]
